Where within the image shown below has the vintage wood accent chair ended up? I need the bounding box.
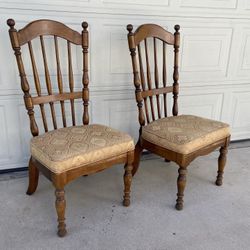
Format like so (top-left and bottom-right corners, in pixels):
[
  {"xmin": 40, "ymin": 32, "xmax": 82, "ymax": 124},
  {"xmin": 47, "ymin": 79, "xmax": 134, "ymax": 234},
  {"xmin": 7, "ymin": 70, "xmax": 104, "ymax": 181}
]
[
  {"xmin": 127, "ymin": 23, "xmax": 230, "ymax": 210},
  {"xmin": 7, "ymin": 19, "xmax": 134, "ymax": 237}
]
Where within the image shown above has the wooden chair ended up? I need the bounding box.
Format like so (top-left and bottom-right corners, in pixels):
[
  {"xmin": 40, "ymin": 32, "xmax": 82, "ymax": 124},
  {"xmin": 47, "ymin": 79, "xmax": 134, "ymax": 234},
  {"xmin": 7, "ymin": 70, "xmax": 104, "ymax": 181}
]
[
  {"xmin": 127, "ymin": 23, "xmax": 230, "ymax": 210},
  {"xmin": 7, "ymin": 19, "xmax": 134, "ymax": 237}
]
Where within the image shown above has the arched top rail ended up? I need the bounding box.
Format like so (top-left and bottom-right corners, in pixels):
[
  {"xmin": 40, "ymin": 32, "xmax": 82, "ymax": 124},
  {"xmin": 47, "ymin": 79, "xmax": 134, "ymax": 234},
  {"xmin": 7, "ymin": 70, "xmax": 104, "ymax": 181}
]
[
  {"xmin": 133, "ymin": 24, "xmax": 175, "ymax": 46},
  {"xmin": 14, "ymin": 19, "xmax": 82, "ymax": 46}
]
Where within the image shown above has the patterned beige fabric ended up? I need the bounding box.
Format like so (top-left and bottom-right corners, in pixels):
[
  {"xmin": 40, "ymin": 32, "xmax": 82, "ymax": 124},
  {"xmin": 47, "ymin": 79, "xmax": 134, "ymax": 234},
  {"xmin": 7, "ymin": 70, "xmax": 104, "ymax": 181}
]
[
  {"xmin": 142, "ymin": 115, "xmax": 230, "ymax": 154},
  {"xmin": 31, "ymin": 124, "xmax": 134, "ymax": 174}
]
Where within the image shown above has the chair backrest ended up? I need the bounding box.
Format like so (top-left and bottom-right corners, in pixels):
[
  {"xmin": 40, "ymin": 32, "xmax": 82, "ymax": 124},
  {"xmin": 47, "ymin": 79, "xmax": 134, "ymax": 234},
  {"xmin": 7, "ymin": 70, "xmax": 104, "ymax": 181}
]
[
  {"xmin": 127, "ymin": 23, "xmax": 180, "ymax": 127},
  {"xmin": 7, "ymin": 19, "xmax": 89, "ymax": 137}
]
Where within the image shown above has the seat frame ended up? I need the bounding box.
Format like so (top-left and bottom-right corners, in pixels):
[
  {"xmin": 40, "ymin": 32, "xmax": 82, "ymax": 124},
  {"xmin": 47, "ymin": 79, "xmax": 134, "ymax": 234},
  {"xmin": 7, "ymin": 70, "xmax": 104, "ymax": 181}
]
[
  {"xmin": 7, "ymin": 18, "xmax": 134, "ymax": 237},
  {"xmin": 127, "ymin": 23, "xmax": 230, "ymax": 210}
]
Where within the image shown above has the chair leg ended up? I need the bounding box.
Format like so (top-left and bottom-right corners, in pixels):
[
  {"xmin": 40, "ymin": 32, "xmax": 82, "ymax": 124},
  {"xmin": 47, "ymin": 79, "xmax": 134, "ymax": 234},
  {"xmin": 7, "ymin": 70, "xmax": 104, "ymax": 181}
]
[
  {"xmin": 123, "ymin": 152, "xmax": 133, "ymax": 207},
  {"xmin": 216, "ymin": 140, "xmax": 229, "ymax": 186},
  {"xmin": 132, "ymin": 140, "xmax": 143, "ymax": 176},
  {"xmin": 175, "ymin": 166, "xmax": 187, "ymax": 211},
  {"xmin": 26, "ymin": 157, "xmax": 39, "ymax": 195},
  {"xmin": 55, "ymin": 189, "xmax": 67, "ymax": 237}
]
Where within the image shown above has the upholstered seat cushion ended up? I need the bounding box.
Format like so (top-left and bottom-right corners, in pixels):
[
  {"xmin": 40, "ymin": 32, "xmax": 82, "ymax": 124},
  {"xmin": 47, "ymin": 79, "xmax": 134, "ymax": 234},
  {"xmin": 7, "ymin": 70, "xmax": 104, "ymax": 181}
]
[
  {"xmin": 31, "ymin": 124, "xmax": 134, "ymax": 174},
  {"xmin": 141, "ymin": 115, "xmax": 230, "ymax": 154}
]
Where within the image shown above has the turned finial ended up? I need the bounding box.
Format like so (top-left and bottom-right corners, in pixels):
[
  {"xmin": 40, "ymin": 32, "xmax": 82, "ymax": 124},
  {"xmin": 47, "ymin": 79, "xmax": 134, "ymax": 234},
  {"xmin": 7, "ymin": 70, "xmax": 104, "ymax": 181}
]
[
  {"xmin": 7, "ymin": 18, "xmax": 15, "ymax": 28},
  {"xmin": 82, "ymin": 21, "xmax": 88, "ymax": 30},
  {"xmin": 127, "ymin": 24, "xmax": 133, "ymax": 33},
  {"xmin": 174, "ymin": 24, "xmax": 180, "ymax": 32}
]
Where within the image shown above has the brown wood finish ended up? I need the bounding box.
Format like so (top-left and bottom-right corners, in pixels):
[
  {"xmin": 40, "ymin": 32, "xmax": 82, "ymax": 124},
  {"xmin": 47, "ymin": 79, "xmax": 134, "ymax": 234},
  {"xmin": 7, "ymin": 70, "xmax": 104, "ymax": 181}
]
[
  {"xmin": 18, "ymin": 19, "xmax": 82, "ymax": 46},
  {"xmin": 40, "ymin": 35, "xmax": 58, "ymax": 129},
  {"xmin": 55, "ymin": 189, "xmax": 67, "ymax": 237},
  {"xmin": 144, "ymin": 38, "xmax": 155, "ymax": 121},
  {"xmin": 67, "ymin": 41, "xmax": 76, "ymax": 126},
  {"xmin": 133, "ymin": 23, "xmax": 175, "ymax": 46},
  {"xmin": 82, "ymin": 22, "xmax": 89, "ymax": 125},
  {"xmin": 28, "ymin": 41, "xmax": 49, "ymax": 132},
  {"xmin": 127, "ymin": 23, "xmax": 230, "ymax": 210},
  {"xmin": 54, "ymin": 35, "xmax": 67, "ymax": 127},
  {"xmin": 172, "ymin": 25, "xmax": 180, "ymax": 116},
  {"xmin": 7, "ymin": 18, "xmax": 134, "ymax": 237},
  {"xmin": 216, "ymin": 138, "xmax": 229, "ymax": 186},
  {"xmin": 163, "ymin": 42, "xmax": 168, "ymax": 117},
  {"xmin": 26, "ymin": 158, "xmax": 39, "ymax": 195},
  {"xmin": 32, "ymin": 92, "xmax": 82, "ymax": 105},
  {"xmin": 141, "ymin": 86, "xmax": 173, "ymax": 98}
]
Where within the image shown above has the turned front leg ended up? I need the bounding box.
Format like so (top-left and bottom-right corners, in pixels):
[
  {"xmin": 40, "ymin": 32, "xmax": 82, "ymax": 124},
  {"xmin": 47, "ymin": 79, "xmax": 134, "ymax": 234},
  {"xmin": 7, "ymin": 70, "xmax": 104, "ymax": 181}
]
[
  {"xmin": 55, "ymin": 189, "xmax": 67, "ymax": 237},
  {"xmin": 216, "ymin": 139, "xmax": 229, "ymax": 186},
  {"xmin": 175, "ymin": 166, "xmax": 187, "ymax": 211},
  {"xmin": 123, "ymin": 163, "xmax": 133, "ymax": 207}
]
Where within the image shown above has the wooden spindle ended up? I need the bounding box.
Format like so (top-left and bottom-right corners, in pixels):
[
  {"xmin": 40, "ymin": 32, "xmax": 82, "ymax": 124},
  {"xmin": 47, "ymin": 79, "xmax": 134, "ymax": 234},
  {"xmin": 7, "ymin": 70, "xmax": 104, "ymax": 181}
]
[
  {"xmin": 154, "ymin": 38, "xmax": 161, "ymax": 119},
  {"xmin": 40, "ymin": 35, "xmax": 57, "ymax": 129},
  {"xmin": 137, "ymin": 44, "xmax": 146, "ymax": 91},
  {"xmin": 82, "ymin": 22, "xmax": 89, "ymax": 125},
  {"xmin": 144, "ymin": 38, "xmax": 155, "ymax": 121},
  {"xmin": 172, "ymin": 25, "xmax": 180, "ymax": 116},
  {"xmin": 7, "ymin": 19, "xmax": 39, "ymax": 136},
  {"xmin": 28, "ymin": 41, "xmax": 41, "ymax": 95},
  {"xmin": 138, "ymin": 44, "xmax": 150, "ymax": 123},
  {"xmin": 28, "ymin": 41, "xmax": 48, "ymax": 132},
  {"xmin": 127, "ymin": 24, "xmax": 145, "ymax": 127},
  {"xmin": 163, "ymin": 42, "xmax": 167, "ymax": 117},
  {"xmin": 67, "ymin": 41, "xmax": 76, "ymax": 126},
  {"xmin": 54, "ymin": 36, "xmax": 66, "ymax": 127}
]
